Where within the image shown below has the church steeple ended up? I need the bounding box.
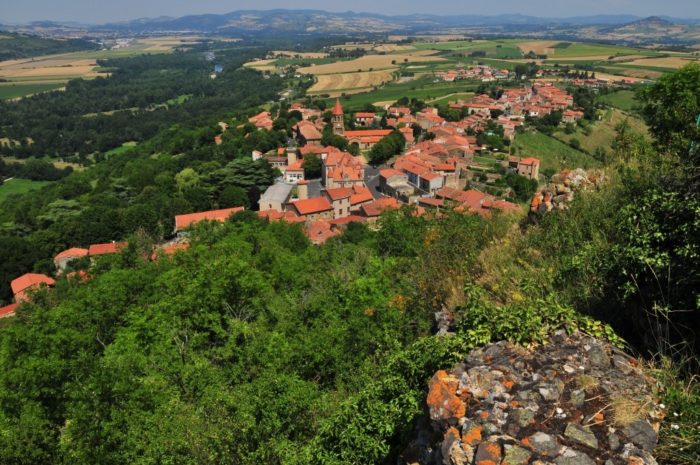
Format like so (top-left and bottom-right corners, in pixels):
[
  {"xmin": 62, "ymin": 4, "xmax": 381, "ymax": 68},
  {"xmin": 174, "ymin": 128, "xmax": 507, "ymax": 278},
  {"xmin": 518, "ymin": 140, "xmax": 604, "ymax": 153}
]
[{"xmin": 331, "ymin": 98, "xmax": 345, "ymax": 136}]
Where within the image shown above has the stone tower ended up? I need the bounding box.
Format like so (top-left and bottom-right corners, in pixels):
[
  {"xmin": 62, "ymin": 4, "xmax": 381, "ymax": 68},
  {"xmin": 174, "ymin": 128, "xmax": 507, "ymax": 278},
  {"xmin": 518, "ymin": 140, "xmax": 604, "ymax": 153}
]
[{"xmin": 331, "ymin": 98, "xmax": 345, "ymax": 136}]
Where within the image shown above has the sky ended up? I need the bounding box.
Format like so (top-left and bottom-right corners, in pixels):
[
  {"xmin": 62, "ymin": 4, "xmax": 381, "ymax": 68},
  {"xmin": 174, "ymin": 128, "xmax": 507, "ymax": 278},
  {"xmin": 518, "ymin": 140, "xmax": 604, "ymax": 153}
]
[{"xmin": 1, "ymin": 0, "xmax": 699, "ymax": 24}]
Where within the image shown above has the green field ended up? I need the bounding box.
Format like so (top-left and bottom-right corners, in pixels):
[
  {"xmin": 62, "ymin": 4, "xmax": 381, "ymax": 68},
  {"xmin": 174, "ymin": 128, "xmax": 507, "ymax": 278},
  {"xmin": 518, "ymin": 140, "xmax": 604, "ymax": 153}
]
[
  {"xmin": 414, "ymin": 40, "xmax": 523, "ymax": 59},
  {"xmin": 512, "ymin": 131, "xmax": 599, "ymax": 172},
  {"xmin": 0, "ymin": 82, "xmax": 65, "ymax": 100},
  {"xmin": 597, "ymin": 91, "xmax": 639, "ymax": 112},
  {"xmin": 328, "ymin": 76, "xmax": 481, "ymax": 110},
  {"xmin": 0, "ymin": 178, "xmax": 51, "ymax": 203},
  {"xmin": 548, "ymin": 42, "xmax": 657, "ymax": 58}
]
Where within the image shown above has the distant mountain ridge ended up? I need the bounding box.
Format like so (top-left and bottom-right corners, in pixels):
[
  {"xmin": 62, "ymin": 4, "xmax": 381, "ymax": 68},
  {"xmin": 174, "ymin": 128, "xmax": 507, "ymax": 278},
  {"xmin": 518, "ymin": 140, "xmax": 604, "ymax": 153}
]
[{"xmin": 89, "ymin": 9, "xmax": 695, "ymax": 34}]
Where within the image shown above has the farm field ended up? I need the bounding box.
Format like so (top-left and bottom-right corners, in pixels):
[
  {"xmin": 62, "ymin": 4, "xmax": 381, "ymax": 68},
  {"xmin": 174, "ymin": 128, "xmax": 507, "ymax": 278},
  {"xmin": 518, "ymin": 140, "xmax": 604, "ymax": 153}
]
[
  {"xmin": 0, "ymin": 82, "xmax": 65, "ymax": 100},
  {"xmin": 0, "ymin": 37, "xmax": 198, "ymax": 100},
  {"xmin": 297, "ymin": 52, "xmax": 445, "ymax": 75},
  {"xmin": 546, "ymin": 42, "xmax": 657, "ymax": 58},
  {"xmin": 0, "ymin": 178, "xmax": 51, "ymax": 203},
  {"xmin": 512, "ymin": 131, "xmax": 599, "ymax": 172},
  {"xmin": 271, "ymin": 50, "xmax": 329, "ymax": 58},
  {"xmin": 323, "ymin": 76, "xmax": 481, "ymax": 110},
  {"xmin": 308, "ymin": 70, "xmax": 395, "ymax": 95},
  {"xmin": 624, "ymin": 56, "xmax": 700, "ymax": 69}
]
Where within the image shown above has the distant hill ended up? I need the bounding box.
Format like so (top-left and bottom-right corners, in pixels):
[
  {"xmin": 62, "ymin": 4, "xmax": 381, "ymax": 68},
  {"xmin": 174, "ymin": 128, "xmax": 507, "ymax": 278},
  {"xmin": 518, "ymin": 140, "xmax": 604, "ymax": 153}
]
[
  {"xmin": 95, "ymin": 10, "xmax": 654, "ymax": 35},
  {"xmin": 4, "ymin": 10, "xmax": 700, "ymax": 45},
  {"xmin": 0, "ymin": 31, "xmax": 99, "ymax": 61}
]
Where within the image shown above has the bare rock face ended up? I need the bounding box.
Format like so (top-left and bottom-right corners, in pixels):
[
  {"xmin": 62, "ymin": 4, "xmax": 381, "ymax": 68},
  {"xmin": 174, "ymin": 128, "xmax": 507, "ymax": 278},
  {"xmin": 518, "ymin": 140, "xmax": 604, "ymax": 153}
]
[{"xmin": 402, "ymin": 331, "xmax": 663, "ymax": 465}]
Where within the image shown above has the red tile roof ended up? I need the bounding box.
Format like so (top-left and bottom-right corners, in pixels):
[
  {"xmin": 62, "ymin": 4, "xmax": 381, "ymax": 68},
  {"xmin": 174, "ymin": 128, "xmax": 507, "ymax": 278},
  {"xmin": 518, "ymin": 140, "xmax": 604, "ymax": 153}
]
[
  {"xmin": 350, "ymin": 185, "xmax": 374, "ymax": 205},
  {"xmin": 174, "ymin": 207, "xmax": 244, "ymax": 231},
  {"xmin": 291, "ymin": 197, "xmax": 333, "ymax": 215},
  {"xmin": 519, "ymin": 157, "xmax": 541, "ymax": 166},
  {"xmin": 379, "ymin": 168, "xmax": 406, "ymax": 179},
  {"xmin": 257, "ymin": 209, "xmax": 306, "ymax": 223},
  {"xmin": 458, "ymin": 190, "xmax": 489, "ymax": 210},
  {"xmin": 420, "ymin": 172, "xmax": 443, "ymax": 182},
  {"xmin": 88, "ymin": 242, "xmax": 126, "ymax": 256},
  {"xmin": 344, "ymin": 129, "xmax": 393, "ymax": 138},
  {"xmin": 54, "ymin": 247, "xmax": 89, "ymax": 262},
  {"xmin": 295, "ymin": 120, "xmax": 323, "ymax": 141},
  {"xmin": 306, "ymin": 219, "xmax": 341, "ymax": 244},
  {"xmin": 0, "ymin": 303, "xmax": 18, "ymax": 319},
  {"xmin": 418, "ymin": 197, "xmax": 445, "ymax": 207},
  {"xmin": 355, "ymin": 112, "xmax": 376, "ymax": 118},
  {"xmin": 11, "ymin": 273, "xmax": 56, "ymax": 302},
  {"xmin": 361, "ymin": 197, "xmax": 400, "ymax": 217},
  {"xmin": 324, "ymin": 187, "xmax": 353, "ymax": 201},
  {"xmin": 66, "ymin": 270, "xmax": 90, "ymax": 282}
]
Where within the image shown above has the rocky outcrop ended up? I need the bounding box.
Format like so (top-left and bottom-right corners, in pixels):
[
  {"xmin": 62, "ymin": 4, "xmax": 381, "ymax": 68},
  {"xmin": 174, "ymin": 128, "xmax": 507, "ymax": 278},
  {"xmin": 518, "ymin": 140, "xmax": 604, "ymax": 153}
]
[
  {"xmin": 402, "ymin": 331, "xmax": 664, "ymax": 465},
  {"xmin": 530, "ymin": 169, "xmax": 605, "ymax": 214}
]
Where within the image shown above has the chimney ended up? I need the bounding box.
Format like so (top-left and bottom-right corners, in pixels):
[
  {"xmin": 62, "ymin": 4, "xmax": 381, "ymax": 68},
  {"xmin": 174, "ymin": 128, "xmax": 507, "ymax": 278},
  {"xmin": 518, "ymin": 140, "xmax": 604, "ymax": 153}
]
[
  {"xmin": 288, "ymin": 146, "xmax": 298, "ymax": 165},
  {"xmin": 297, "ymin": 180, "xmax": 308, "ymax": 200}
]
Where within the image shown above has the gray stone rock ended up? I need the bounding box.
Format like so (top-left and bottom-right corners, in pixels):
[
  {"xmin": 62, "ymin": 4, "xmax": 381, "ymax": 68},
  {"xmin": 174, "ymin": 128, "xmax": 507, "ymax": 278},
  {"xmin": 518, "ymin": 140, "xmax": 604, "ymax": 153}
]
[
  {"xmin": 608, "ymin": 432, "xmax": 620, "ymax": 451},
  {"xmin": 569, "ymin": 389, "xmax": 585, "ymax": 408},
  {"xmin": 512, "ymin": 408, "xmax": 535, "ymax": 428},
  {"xmin": 588, "ymin": 344, "xmax": 610, "ymax": 368},
  {"xmin": 564, "ymin": 423, "xmax": 599, "ymax": 449},
  {"xmin": 447, "ymin": 441, "xmax": 472, "ymax": 465},
  {"xmin": 554, "ymin": 449, "xmax": 596, "ymax": 465},
  {"xmin": 622, "ymin": 420, "xmax": 658, "ymax": 451},
  {"xmin": 612, "ymin": 354, "xmax": 635, "ymax": 375},
  {"xmin": 502, "ymin": 443, "xmax": 531, "ymax": 465},
  {"xmin": 529, "ymin": 432, "xmax": 560, "ymax": 457}
]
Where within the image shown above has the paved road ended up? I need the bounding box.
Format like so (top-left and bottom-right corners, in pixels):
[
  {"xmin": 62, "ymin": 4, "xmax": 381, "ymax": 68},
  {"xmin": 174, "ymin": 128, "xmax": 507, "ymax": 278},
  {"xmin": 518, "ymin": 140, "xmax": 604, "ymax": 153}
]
[
  {"xmin": 307, "ymin": 178, "xmax": 322, "ymax": 198},
  {"xmin": 364, "ymin": 165, "xmax": 383, "ymax": 199}
]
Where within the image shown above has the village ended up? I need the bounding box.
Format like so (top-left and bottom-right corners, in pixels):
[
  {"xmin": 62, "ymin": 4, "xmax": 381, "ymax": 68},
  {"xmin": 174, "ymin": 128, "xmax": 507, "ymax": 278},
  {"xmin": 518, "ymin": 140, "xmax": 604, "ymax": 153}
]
[
  {"xmin": 246, "ymin": 80, "xmax": 588, "ymax": 243},
  {"xmin": 0, "ymin": 81, "xmax": 593, "ymax": 319}
]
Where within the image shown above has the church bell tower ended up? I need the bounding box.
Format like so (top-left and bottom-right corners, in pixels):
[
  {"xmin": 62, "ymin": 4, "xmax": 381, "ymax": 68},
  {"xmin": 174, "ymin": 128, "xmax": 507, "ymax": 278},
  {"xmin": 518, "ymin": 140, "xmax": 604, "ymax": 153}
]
[{"xmin": 331, "ymin": 98, "xmax": 345, "ymax": 136}]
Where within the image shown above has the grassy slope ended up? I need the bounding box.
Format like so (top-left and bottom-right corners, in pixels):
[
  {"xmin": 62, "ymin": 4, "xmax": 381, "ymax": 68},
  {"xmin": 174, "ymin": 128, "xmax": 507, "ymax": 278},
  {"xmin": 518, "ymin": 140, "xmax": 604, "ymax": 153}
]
[
  {"xmin": 554, "ymin": 109, "xmax": 648, "ymax": 154},
  {"xmin": 512, "ymin": 130, "xmax": 599, "ymax": 172},
  {"xmin": 0, "ymin": 178, "xmax": 51, "ymax": 202},
  {"xmin": 597, "ymin": 91, "xmax": 639, "ymax": 112}
]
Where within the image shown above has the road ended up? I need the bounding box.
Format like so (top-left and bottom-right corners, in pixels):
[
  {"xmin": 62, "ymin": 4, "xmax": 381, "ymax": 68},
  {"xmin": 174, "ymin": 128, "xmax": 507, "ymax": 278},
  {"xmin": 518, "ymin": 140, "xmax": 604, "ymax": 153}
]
[{"xmin": 364, "ymin": 165, "xmax": 383, "ymax": 199}]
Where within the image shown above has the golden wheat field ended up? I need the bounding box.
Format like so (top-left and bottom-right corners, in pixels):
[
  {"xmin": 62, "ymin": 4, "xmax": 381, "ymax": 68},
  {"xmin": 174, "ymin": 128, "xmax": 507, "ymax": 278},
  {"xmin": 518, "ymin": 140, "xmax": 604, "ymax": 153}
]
[
  {"xmin": 308, "ymin": 70, "xmax": 394, "ymax": 94},
  {"xmin": 626, "ymin": 56, "xmax": 700, "ymax": 69},
  {"xmin": 0, "ymin": 57, "xmax": 100, "ymax": 80},
  {"xmin": 271, "ymin": 50, "xmax": 329, "ymax": 58},
  {"xmin": 298, "ymin": 52, "xmax": 444, "ymax": 75},
  {"xmin": 139, "ymin": 36, "xmax": 204, "ymax": 51},
  {"xmin": 516, "ymin": 41, "xmax": 561, "ymax": 56}
]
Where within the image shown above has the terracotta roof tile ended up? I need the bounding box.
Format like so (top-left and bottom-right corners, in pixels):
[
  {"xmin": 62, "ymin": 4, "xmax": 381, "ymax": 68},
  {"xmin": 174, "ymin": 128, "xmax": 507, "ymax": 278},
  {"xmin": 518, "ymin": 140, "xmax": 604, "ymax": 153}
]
[
  {"xmin": 291, "ymin": 197, "xmax": 333, "ymax": 215},
  {"xmin": 54, "ymin": 247, "xmax": 89, "ymax": 262},
  {"xmin": 174, "ymin": 207, "xmax": 244, "ymax": 231}
]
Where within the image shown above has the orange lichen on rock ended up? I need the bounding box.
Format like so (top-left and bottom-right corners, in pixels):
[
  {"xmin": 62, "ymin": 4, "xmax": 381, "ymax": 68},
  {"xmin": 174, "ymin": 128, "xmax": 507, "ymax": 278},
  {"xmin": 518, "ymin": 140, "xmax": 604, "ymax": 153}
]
[
  {"xmin": 427, "ymin": 370, "xmax": 465, "ymax": 423},
  {"xmin": 502, "ymin": 379, "xmax": 515, "ymax": 390},
  {"xmin": 474, "ymin": 441, "xmax": 502, "ymax": 465},
  {"xmin": 462, "ymin": 425, "xmax": 483, "ymax": 446}
]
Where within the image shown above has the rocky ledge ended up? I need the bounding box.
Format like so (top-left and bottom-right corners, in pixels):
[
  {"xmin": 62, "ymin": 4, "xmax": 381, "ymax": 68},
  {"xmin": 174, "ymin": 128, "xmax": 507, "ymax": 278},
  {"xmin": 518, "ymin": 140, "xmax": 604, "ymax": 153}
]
[{"xmin": 401, "ymin": 331, "xmax": 664, "ymax": 465}]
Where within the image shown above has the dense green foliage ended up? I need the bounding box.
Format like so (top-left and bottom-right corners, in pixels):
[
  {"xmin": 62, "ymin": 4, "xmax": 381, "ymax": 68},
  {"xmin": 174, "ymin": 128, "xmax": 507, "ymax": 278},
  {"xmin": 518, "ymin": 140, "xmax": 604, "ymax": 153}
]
[
  {"xmin": 0, "ymin": 40, "xmax": 698, "ymax": 465},
  {"xmin": 0, "ymin": 31, "xmax": 99, "ymax": 60},
  {"xmin": 0, "ymin": 49, "xmax": 283, "ymax": 159},
  {"xmin": 0, "ymin": 205, "xmax": 608, "ymax": 465},
  {"xmin": 0, "ymin": 45, "xmax": 288, "ymax": 304},
  {"xmin": 368, "ymin": 130, "xmax": 406, "ymax": 165}
]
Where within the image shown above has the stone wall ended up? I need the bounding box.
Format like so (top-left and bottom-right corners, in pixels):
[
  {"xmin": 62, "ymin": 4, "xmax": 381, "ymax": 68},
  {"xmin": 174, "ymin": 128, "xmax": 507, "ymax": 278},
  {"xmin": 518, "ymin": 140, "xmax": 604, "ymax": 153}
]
[{"xmin": 401, "ymin": 331, "xmax": 664, "ymax": 465}]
